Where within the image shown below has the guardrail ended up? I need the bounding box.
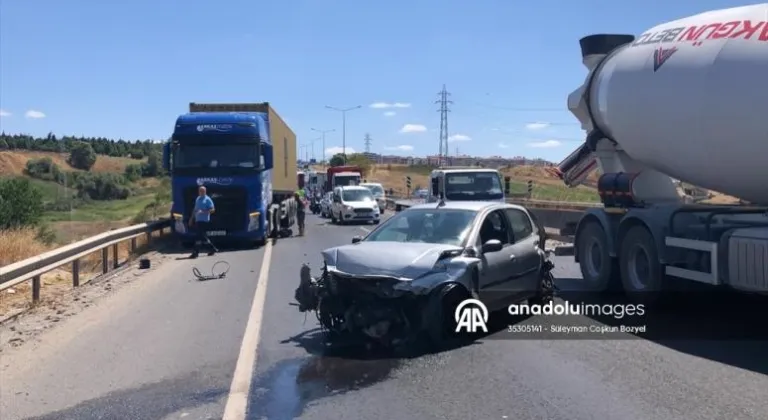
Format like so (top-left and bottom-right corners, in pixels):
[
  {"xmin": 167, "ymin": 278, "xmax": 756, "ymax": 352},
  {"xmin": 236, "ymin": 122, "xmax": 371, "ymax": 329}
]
[
  {"xmin": 385, "ymin": 196, "xmax": 601, "ymax": 211},
  {"xmin": 0, "ymin": 219, "xmax": 172, "ymax": 304}
]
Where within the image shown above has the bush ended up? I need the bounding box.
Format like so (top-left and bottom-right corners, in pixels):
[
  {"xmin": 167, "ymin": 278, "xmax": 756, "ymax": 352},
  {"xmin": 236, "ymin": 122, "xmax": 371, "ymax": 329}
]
[
  {"xmin": 73, "ymin": 172, "xmax": 131, "ymax": 200},
  {"xmin": 68, "ymin": 141, "xmax": 97, "ymax": 170},
  {"xmin": 0, "ymin": 178, "xmax": 44, "ymax": 229}
]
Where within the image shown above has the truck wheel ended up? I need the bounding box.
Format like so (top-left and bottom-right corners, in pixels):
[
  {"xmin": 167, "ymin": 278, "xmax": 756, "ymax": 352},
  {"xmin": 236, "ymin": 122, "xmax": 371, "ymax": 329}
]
[
  {"xmin": 619, "ymin": 225, "xmax": 664, "ymax": 305},
  {"xmin": 577, "ymin": 221, "xmax": 619, "ymax": 292}
]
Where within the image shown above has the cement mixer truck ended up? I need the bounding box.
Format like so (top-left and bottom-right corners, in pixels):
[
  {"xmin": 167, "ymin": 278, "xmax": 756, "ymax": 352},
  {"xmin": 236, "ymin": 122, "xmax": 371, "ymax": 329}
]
[{"xmin": 555, "ymin": 4, "xmax": 768, "ymax": 303}]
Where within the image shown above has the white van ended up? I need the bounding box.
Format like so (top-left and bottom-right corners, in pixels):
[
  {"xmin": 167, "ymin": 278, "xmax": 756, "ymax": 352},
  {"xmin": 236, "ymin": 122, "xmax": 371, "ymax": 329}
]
[
  {"xmin": 359, "ymin": 182, "xmax": 386, "ymax": 213},
  {"xmin": 331, "ymin": 186, "xmax": 381, "ymax": 225}
]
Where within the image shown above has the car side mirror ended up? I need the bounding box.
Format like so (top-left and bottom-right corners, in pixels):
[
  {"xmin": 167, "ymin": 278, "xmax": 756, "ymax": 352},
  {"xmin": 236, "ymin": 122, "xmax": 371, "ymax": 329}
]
[
  {"xmin": 352, "ymin": 236, "xmax": 362, "ymax": 244},
  {"xmin": 481, "ymin": 239, "xmax": 503, "ymax": 253}
]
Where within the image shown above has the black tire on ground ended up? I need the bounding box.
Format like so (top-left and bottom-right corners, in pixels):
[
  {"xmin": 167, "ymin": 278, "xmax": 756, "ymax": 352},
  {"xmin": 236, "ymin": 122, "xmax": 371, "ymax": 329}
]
[
  {"xmin": 425, "ymin": 283, "xmax": 470, "ymax": 350},
  {"xmin": 528, "ymin": 270, "xmax": 555, "ymax": 307},
  {"xmin": 373, "ymin": 220, "xmax": 380, "ymax": 225},
  {"xmin": 619, "ymin": 225, "xmax": 664, "ymax": 305},
  {"xmin": 576, "ymin": 220, "xmax": 619, "ymax": 292}
]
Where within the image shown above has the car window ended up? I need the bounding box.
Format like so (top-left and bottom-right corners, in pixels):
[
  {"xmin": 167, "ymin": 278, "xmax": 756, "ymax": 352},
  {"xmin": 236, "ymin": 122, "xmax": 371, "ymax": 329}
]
[
  {"xmin": 477, "ymin": 210, "xmax": 511, "ymax": 246},
  {"xmin": 504, "ymin": 208, "xmax": 534, "ymax": 242},
  {"xmin": 366, "ymin": 209, "xmax": 477, "ymax": 246}
]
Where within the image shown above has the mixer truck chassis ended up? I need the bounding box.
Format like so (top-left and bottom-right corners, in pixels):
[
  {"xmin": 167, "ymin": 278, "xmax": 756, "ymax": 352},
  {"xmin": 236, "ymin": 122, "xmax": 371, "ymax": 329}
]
[{"xmin": 574, "ymin": 203, "xmax": 768, "ymax": 303}]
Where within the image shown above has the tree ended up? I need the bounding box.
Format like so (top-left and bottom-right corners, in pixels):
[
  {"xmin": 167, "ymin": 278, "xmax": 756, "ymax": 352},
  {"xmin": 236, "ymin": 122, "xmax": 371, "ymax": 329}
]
[
  {"xmin": 329, "ymin": 153, "xmax": 345, "ymax": 167},
  {"xmin": 0, "ymin": 178, "xmax": 44, "ymax": 229},
  {"xmin": 68, "ymin": 141, "xmax": 97, "ymax": 170}
]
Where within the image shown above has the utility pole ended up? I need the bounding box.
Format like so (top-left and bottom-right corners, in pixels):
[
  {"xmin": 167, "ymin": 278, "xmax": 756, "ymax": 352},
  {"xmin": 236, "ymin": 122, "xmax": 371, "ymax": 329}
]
[
  {"xmin": 436, "ymin": 84, "xmax": 452, "ymax": 166},
  {"xmin": 310, "ymin": 137, "xmax": 321, "ymax": 161},
  {"xmin": 363, "ymin": 133, "xmax": 372, "ymax": 154},
  {"xmin": 311, "ymin": 128, "xmax": 335, "ymax": 165},
  {"xmin": 325, "ymin": 105, "xmax": 362, "ymax": 164}
]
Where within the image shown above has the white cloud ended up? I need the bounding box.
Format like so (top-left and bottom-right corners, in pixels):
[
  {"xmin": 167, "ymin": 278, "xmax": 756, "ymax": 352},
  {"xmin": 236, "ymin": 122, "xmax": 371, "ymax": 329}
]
[
  {"xmin": 399, "ymin": 124, "xmax": 427, "ymax": 133},
  {"xmin": 383, "ymin": 111, "xmax": 396, "ymax": 117},
  {"xmin": 384, "ymin": 145, "xmax": 414, "ymax": 151},
  {"xmin": 0, "ymin": 109, "xmax": 11, "ymax": 117},
  {"xmin": 525, "ymin": 122, "xmax": 549, "ymax": 130},
  {"xmin": 325, "ymin": 146, "xmax": 356, "ymax": 155},
  {"xmin": 370, "ymin": 102, "xmax": 411, "ymax": 109},
  {"xmin": 25, "ymin": 110, "xmax": 46, "ymax": 119},
  {"xmin": 498, "ymin": 143, "xmax": 509, "ymax": 148},
  {"xmin": 527, "ymin": 140, "xmax": 561, "ymax": 148},
  {"xmin": 448, "ymin": 134, "xmax": 471, "ymax": 142}
]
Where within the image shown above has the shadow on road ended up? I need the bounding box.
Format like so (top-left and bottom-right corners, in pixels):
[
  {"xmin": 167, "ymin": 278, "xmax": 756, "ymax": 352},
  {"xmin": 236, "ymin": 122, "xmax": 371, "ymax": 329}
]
[
  {"xmin": 555, "ymin": 277, "xmax": 768, "ymax": 376},
  {"xmin": 23, "ymin": 369, "xmax": 229, "ymax": 420}
]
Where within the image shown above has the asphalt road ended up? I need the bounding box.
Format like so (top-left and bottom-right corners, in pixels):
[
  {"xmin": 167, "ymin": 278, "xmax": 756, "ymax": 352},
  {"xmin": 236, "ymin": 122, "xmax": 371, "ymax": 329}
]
[{"xmin": 1, "ymin": 212, "xmax": 767, "ymax": 419}]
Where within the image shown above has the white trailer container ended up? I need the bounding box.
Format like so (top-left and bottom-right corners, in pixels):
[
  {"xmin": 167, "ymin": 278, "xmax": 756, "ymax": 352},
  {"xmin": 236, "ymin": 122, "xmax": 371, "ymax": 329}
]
[{"xmin": 555, "ymin": 4, "xmax": 768, "ymax": 301}]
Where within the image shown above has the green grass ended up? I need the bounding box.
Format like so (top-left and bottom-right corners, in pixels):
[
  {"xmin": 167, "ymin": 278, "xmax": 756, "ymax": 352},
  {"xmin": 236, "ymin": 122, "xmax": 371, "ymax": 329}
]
[
  {"xmin": 508, "ymin": 180, "xmax": 599, "ymax": 202},
  {"xmin": 43, "ymin": 194, "xmax": 158, "ymax": 222},
  {"xmin": 0, "ymin": 175, "xmax": 170, "ymax": 223}
]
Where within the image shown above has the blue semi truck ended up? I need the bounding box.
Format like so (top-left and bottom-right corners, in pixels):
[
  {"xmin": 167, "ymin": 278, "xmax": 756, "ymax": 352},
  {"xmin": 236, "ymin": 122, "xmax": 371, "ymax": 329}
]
[{"xmin": 162, "ymin": 102, "xmax": 298, "ymax": 247}]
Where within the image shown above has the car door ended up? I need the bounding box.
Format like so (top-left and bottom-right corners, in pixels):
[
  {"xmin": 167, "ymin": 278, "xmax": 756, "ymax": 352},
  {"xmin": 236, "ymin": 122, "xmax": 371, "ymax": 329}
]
[
  {"xmin": 475, "ymin": 210, "xmax": 517, "ymax": 308},
  {"xmin": 503, "ymin": 208, "xmax": 542, "ymax": 297}
]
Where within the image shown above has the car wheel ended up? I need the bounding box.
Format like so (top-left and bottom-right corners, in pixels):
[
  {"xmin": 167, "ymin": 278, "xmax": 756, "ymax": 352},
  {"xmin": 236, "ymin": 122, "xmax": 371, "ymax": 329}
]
[
  {"xmin": 373, "ymin": 220, "xmax": 380, "ymax": 225},
  {"xmin": 425, "ymin": 283, "xmax": 470, "ymax": 351}
]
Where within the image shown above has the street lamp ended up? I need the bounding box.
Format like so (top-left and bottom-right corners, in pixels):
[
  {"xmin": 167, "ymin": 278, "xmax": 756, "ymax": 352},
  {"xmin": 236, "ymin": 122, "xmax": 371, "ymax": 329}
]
[
  {"xmin": 325, "ymin": 105, "xmax": 361, "ymax": 164},
  {"xmin": 305, "ymin": 137, "xmax": 321, "ymax": 162},
  {"xmin": 311, "ymin": 128, "xmax": 335, "ymax": 165}
]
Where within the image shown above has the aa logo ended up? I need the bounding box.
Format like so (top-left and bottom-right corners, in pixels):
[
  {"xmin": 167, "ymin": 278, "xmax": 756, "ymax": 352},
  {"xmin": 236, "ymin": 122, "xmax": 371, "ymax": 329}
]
[{"xmin": 454, "ymin": 299, "xmax": 489, "ymax": 333}]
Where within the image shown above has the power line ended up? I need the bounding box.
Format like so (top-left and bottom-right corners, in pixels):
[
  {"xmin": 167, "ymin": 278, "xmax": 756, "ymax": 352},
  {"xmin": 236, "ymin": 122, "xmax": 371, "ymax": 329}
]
[
  {"xmin": 458, "ymin": 98, "xmax": 567, "ymax": 112},
  {"xmin": 436, "ymin": 84, "xmax": 452, "ymax": 165},
  {"xmin": 363, "ymin": 133, "xmax": 372, "ymax": 153}
]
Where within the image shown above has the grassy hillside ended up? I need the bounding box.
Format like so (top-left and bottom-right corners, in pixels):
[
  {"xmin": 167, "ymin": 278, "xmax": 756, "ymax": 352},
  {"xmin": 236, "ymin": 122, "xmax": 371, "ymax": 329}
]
[
  {"xmin": 315, "ymin": 163, "xmax": 602, "ymax": 203},
  {"xmin": 0, "ymin": 150, "xmax": 170, "ymax": 247}
]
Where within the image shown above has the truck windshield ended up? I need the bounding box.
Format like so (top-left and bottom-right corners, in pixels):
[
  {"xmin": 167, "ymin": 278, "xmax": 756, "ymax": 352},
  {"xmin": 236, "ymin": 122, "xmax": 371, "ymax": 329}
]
[
  {"xmin": 445, "ymin": 172, "xmax": 503, "ymax": 200},
  {"xmin": 173, "ymin": 144, "xmax": 260, "ymax": 169},
  {"xmin": 342, "ymin": 189, "xmax": 374, "ymax": 202},
  {"xmin": 335, "ymin": 175, "xmax": 359, "ymax": 187}
]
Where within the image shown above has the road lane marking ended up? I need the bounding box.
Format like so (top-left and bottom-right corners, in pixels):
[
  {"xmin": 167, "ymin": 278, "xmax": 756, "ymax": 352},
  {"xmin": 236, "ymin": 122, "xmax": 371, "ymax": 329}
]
[
  {"xmin": 221, "ymin": 241, "xmax": 273, "ymax": 420},
  {"xmin": 360, "ymin": 227, "xmax": 371, "ymax": 233}
]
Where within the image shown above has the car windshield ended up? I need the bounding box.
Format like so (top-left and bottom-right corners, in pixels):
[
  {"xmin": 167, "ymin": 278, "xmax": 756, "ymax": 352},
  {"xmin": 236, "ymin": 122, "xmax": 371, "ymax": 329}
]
[
  {"xmin": 366, "ymin": 209, "xmax": 478, "ymax": 246},
  {"xmin": 445, "ymin": 172, "xmax": 503, "ymax": 200},
  {"xmin": 363, "ymin": 185, "xmax": 384, "ymax": 196},
  {"xmin": 342, "ymin": 189, "xmax": 374, "ymax": 202}
]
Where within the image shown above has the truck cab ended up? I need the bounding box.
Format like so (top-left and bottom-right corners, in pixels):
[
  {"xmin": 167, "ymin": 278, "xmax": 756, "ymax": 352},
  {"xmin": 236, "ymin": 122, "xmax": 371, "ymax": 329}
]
[{"xmin": 427, "ymin": 168, "xmax": 510, "ymax": 204}]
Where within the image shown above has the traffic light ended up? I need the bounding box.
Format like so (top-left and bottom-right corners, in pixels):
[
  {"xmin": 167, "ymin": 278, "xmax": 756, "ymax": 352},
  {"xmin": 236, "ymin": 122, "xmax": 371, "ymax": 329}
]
[{"xmin": 406, "ymin": 176, "xmax": 412, "ymax": 189}]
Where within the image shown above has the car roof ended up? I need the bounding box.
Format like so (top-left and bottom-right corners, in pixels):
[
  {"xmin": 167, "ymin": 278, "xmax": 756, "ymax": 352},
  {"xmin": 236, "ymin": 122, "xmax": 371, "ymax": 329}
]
[
  {"xmin": 360, "ymin": 182, "xmax": 382, "ymax": 186},
  {"xmin": 337, "ymin": 186, "xmax": 369, "ymax": 191},
  {"xmin": 404, "ymin": 201, "xmax": 521, "ymax": 212}
]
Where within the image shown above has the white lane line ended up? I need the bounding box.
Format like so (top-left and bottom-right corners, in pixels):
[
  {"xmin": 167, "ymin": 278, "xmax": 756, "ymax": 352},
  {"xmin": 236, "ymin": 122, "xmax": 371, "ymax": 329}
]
[
  {"xmin": 360, "ymin": 227, "xmax": 371, "ymax": 233},
  {"xmin": 221, "ymin": 241, "xmax": 274, "ymax": 420}
]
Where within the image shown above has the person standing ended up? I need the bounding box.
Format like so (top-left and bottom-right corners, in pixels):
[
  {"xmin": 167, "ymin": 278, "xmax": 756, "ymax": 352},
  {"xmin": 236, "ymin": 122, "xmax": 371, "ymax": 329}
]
[
  {"xmin": 188, "ymin": 185, "xmax": 216, "ymax": 258},
  {"xmin": 295, "ymin": 190, "xmax": 307, "ymax": 236}
]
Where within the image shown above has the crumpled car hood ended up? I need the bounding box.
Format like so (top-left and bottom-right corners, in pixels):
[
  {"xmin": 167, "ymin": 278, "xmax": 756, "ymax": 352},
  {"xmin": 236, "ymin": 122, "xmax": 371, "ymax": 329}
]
[{"xmin": 322, "ymin": 242, "xmax": 463, "ymax": 280}]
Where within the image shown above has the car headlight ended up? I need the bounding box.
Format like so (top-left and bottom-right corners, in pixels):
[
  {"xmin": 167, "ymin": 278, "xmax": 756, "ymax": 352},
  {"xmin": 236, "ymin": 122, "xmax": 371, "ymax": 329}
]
[{"xmin": 344, "ymin": 205, "xmax": 353, "ymax": 211}]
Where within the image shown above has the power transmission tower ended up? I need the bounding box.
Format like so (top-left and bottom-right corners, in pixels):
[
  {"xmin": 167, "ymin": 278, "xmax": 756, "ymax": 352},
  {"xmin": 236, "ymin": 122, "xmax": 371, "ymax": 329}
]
[
  {"xmin": 436, "ymin": 84, "xmax": 452, "ymax": 166},
  {"xmin": 364, "ymin": 133, "xmax": 372, "ymax": 154}
]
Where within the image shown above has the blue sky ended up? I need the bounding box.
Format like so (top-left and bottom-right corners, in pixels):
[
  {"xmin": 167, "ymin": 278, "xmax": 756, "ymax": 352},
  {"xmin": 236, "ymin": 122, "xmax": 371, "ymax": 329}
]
[{"xmin": 0, "ymin": 0, "xmax": 748, "ymax": 162}]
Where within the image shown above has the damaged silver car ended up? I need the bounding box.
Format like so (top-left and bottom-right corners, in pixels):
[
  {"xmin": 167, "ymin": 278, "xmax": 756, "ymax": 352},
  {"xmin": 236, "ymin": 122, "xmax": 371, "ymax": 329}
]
[{"xmin": 294, "ymin": 201, "xmax": 556, "ymax": 350}]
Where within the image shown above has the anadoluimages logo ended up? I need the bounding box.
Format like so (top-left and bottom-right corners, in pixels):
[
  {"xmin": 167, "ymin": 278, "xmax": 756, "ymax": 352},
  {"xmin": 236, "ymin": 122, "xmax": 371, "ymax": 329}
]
[{"xmin": 454, "ymin": 299, "xmax": 489, "ymax": 333}]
